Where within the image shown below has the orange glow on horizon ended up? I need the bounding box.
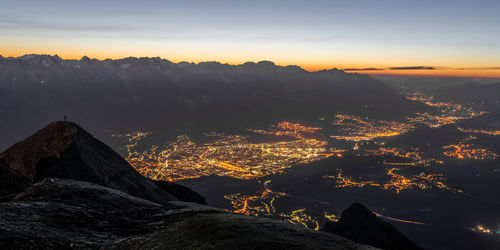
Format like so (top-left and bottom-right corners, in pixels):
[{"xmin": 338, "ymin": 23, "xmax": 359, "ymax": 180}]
[
  {"xmin": 1, "ymin": 50, "xmax": 499, "ymax": 79},
  {"xmin": 342, "ymin": 69, "xmax": 500, "ymax": 79}
]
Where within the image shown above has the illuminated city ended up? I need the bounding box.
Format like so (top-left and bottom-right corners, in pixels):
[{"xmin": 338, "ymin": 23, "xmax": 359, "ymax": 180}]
[
  {"xmin": 113, "ymin": 91, "xmax": 496, "ymax": 233},
  {"xmin": 323, "ymin": 168, "xmax": 463, "ymax": 194},
  {"xmin": 405, "ymin": 92, "xmax": 487, "ymax": 128},
  {"xmin": 115, "ymin": 122, "xmax": 345, "ymax": 182},
  {"xmin": 458, "ymin": 127, "xmax": 500, "ymax": 136},
  {"xmin": 223, "ymin": 180, "xmax": 328, "ymax": 230},
  {"xmin": 442, "ymin": 144, "xmax": 498, "ymax": 160},
  {"xmin": 330, "ymin": 114, "xmax": 412, "ymax": 141},
  {"xmin": 117, "ymin": 92, "xmax": 489, "ymax": 184}
]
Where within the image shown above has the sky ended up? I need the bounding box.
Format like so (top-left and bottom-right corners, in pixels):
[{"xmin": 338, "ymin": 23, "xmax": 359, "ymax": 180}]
[{"xmin": 1, "ymin": 0, "xmax": 499, "ymax": 78}]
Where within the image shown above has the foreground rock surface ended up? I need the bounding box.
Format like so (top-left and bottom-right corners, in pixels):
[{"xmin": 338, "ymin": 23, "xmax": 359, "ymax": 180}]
[
  {"xmin": 323, "ymin": 202, "xmax": 422, "ymax": 250},
  {"xmin": 0, "ymin": 178, "xmax": 373, "ymax": 249}
]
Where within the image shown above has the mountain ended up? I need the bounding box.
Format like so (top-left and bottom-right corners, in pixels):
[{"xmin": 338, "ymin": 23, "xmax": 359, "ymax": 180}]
[
  {"xmin": 433, "ymin": 82, "xmax": 500, "ymax": 111},
  {"xmin": 323, "ymin": 202, "xmax": 421, "ymax": 250},
  {"xmin": 0, "ymin": 54, "xmax": 431, "ymax": 151},
  {"xmin": 152, "ymin": 179, "xmax": 206, "ymax": 205},
  {"xmin": 0, "ymin": 121, "xmax": 180, "ymax": 204},
  {"xmin": 376, "ymin": 76, "xmax": 479, "ymax": 91}
]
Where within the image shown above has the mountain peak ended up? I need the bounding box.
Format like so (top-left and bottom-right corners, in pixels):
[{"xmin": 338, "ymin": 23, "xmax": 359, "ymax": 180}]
[
  {"xmin": 18, "ymin": 54, "xmax": 63, "ymax": 66},
  {"xmin": 257, "ymin": 60, "xmax": 276, "ymax": 66},
  {"xmin": 0, "ymin": 121, "xmax": 78, "ymax": 180},
  {"xmin": 0, "ymin": 121, "xmax": 178, "ymax": 204},
  {"xmin": 80, "ymin": 55, "xmax": 92, "ymax": 62},
  {"xmin": 324, "ymin": 202, "xmax": 422, "ymax": 250}
]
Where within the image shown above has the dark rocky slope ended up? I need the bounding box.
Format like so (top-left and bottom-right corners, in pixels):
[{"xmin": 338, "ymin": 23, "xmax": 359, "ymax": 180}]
[
  {"xmin": 0, "ymin": 162, "xmax": 31, "ymax": 199},
  {"xmin": 323, "ymin": 202, "xmax": 421, "ymax": 250},
  {"xmin": 0, "ymin": 178, "xmax": 218, "ymax": 249},
  {"xmin": 153, "ymin": 179, "xmax": 206, "ymax": 205},
  {"xmin": 0, "ymin": 178, "xmax": 373, "ymax": 249},
  {"xmin": 0, "ymin": 121, "xmax": 181, "ymax": 204}
]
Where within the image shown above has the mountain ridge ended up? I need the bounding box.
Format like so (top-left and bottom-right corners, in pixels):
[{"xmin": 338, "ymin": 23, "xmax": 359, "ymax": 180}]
[{"xmin": 0, "ymin": 54, "xmax": 432, "ymax": 151}]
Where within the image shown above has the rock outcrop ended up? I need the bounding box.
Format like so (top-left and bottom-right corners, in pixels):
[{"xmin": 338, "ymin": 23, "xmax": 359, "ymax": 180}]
[
  {"xmin": 323, "ymin": 202, "xmax": 422, "ymax": 250},
  {"xmin": 0, "ymin": 161, "xmax": 31, "ymax": 199},
  {"xmin": 0, "ymin": 121, "xmax": 177, "ymax": 204},
  {"xmin": 153, "ymin": 179, "xmax": 207, "ymax": 205},
  {"xmin": 0, "ymin": 178, "xmax": 218, "ymax": 249},
  {"xmin": 0, "ymin": 178, "xmax": 373, "ymax": 249}
]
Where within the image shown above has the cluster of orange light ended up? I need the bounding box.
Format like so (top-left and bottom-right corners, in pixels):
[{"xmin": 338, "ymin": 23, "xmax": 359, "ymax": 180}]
[
  {"xmin": 330, "ymin": 114, "xmax": 412, "ymax": 141},
  {"xmin": 224, "ymin": 181, "xmax": 325, "ymax": 230},
  {"xmin": 442, "ymin": 144, "xmax": 498, "ymax": 160},
  {"xmin": 330, "ymin": 92, "xmax": 482, "ymax": 142},
  {"xmin": 458, "ymin": 127, "xmax": 500, "ymax": 136},
  {"xmin": 470, "ymin": 225, "xmax": 495, "ymax": 235},
  {"xmin": 364, "ymin": 147, "xmax": 445, "ymax": 167},
  {"xmin": 366, "ymin": 147, "xmax": 422, "ymax": 160},
  {"xmin": 118, "ymin": 122, "xmax": 344, "ymax": 182},
  {"xmin": 406, "ymin": 112, "xmax": 469, "ymax": 128},
  {"xmin": 280, "ymin": 208, "xmax": 320, "ymax": 230},
  {"xmin": 406, "ymin": 92, "xmax": 434, "ymax": 103},
  {"xmin": 325, "ymin": 168, "xmax": 462, "ymax": 194},
  {"xmin": 324, "ymin": 170, "xmax": 380, "ymax": 188},
  {"xmin": 275, "ymin": 121, "xmax": 322, "ymax": 134},
  {"xmin": 224, "ymin": 180, "xmax": 284, "ymax": 216},
  {"xmin": 382, "ymin": 168, "xmax": 461, "ymax": 193},
  {"xmin": 405, "ymin": 91, "xmax": 486, "ymax": 128}
]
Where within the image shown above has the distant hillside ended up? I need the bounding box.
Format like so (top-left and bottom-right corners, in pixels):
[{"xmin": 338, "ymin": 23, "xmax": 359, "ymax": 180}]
[
  {"xmin": 388, "ymin": 125, "xmax": 467, "ymax": 150},
  {"xmin": 433, "ymin": 82, "xmax": 500, "ymax": 110},
  {"xmin": 376, "ymin": 76, "xmax": 479, "ymax": 91},
  {"xmin": 0, "ymin": 54, "xmax": 429, "ymax": 150}
]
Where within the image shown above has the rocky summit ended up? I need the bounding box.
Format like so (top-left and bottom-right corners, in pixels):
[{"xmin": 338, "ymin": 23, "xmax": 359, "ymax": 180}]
[
  {"xmin": 0, "ymin": 121, "xmax": 179, "ymax": 204},
  {"xmin": 323, "ymin": 202, "xmax": 422, "ymax": 250},
  {"xmin": 0, "ymin": 121, "xmax": 417, "ymax": 249}
]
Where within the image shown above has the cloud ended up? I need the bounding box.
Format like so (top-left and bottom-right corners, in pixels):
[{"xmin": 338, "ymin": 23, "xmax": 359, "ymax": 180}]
[
  {"xmin": 343, "ymin": 66, "xmax": 446, "ymax": 71},
  {"xmin": 0, "ymin": 17, "xmax": 131, "ymax": 32},
  {"xmin": 341, "ymin": 66, "xmax": 500, "ymax": 73},
  {"xmin": 342, "ymin": 68, "xmax": 384, "ymax": 71},
  {"xmin": 454, "ymin": 67, "xmax": 500, "ymax": 70},
  {"xmin": 388, "ymin": 66, "xmax": 437, "ymax": 70}
]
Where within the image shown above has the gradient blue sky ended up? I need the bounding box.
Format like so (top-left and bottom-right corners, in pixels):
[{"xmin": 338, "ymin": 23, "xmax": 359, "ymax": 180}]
[{"xmin": 1, "ymin": 0, "xmax": 499, "ymax": 77}]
